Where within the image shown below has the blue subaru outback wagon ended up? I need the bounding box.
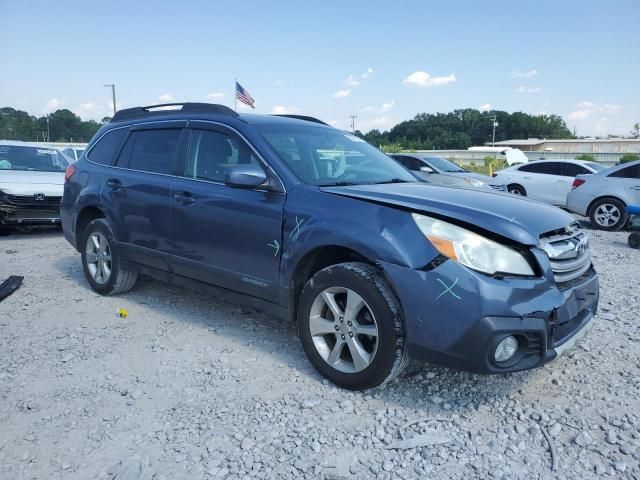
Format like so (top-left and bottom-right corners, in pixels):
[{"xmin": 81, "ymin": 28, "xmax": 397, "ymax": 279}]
[{"xmin": 60, "ymin": 103, "xmax": 599, "ymax": 390}]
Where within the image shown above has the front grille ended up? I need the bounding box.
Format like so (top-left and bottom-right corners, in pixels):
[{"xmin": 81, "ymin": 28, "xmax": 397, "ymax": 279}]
[
  {"xmin": 539, "ymin": 222, "xmax": 592, "ymax": 284},
  {"xmin": 5, "ymin": 194, "xmax": 62, "ymax": 209}
]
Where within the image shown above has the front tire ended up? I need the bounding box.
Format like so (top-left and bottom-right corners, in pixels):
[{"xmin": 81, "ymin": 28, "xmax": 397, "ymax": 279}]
[
  {"xmin": 508, "ymin": 184, "xmax": 527, "ymax": 196},
  {"xmin": 589, "ymin": 198, "xmax": 626, "ymax": 231},
  {"xmin": 629, "ymin": 232, "xmax": 640, "ymax": 249},
  {"xmin": 297, "ymin": 262, "xmax": 408, "ymax": 390},
  {"xmin": 80, "ymin": 218, "xmax": 138, "ymax": 295}
]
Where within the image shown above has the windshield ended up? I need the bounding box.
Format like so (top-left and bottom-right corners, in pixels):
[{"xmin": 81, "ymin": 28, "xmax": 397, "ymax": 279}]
[
  {"xmin": 423, "ymin": 156, "xmax": 467, "ymax": 173},
  {"xmin": 0, "ymin": 145, "xmax": 70, "ymax": 172},
  {"xmin": 585, "ymin": 161, "xmax": 608, "ymax": 172},
  {"xmin": 257, "ymin": 125, "xmax": 416, "ymax": 186}
]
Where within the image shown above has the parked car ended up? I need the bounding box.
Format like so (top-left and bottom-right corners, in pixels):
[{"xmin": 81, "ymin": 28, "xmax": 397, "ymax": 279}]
[
  {"xmin": 59, "ymin": 146, "xmax": 86, "ymax": 162},
  {"xmin": 492, "ymin": 159, "xmax": 608, "ymax": 206},
  {"xmin": 61, "ymin": 103, "xmax": 599, "ymax": 390},
  {"xmin": 566, "ymin": 160, "xmax": 640, "ymax": 230},
  {"xmin": 390, "ymin": 153, "xmax": 507, "ymax": 191},
  {"xmin": 0, "ymin": 140, "xmax": 71, "ymax": 234}
]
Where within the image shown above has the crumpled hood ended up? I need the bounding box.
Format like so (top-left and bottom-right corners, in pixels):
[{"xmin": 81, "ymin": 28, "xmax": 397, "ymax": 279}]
[
  {"xmin": 0, "ymin": 171, "xmax": 65, "ymax": 196},
  {"xmin": 322, "ymin": 183, "xmax": 575, "ymax": 246}
]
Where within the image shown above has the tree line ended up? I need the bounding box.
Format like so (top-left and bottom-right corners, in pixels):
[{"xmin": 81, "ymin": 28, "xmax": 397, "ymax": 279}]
[
  {"xmin": 358, "ymin": 108, "xmax": 573, "ymax": 150},
  {"xmin": 2, "ymin": 106, "xmax": 576, "ymax": 148},
  {"xmin": 0, "ymin": 107, "xmax": 104, "ymax": 143}
]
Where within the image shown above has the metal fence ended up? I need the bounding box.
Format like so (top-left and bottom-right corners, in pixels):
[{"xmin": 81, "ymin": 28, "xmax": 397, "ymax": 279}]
[{"xmin": 412, "ymin": 150, "xmax": 624, "ymax": 166}]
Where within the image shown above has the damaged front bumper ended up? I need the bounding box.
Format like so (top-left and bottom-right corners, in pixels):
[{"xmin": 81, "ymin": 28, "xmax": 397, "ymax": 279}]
[
  {"xmin": 380, "ymin": 249, "xmax": 599, "ymax": 374},
  {"xmin": 0, "ymin": 193, "xmax": 62, "ymax": 226}
]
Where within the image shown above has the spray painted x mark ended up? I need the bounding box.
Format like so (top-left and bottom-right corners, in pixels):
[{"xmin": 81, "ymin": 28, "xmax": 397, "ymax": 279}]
[
  {"xmin": 289, "ymin": 216, "xmax": 304, "ymax": 241},
  {"xmin": 436, "ymin": 278, "xmax": 461, "ymax": 300},
  {"xmin": 267, "ymin": 240, "xmax": 280, "ymax": 256}
]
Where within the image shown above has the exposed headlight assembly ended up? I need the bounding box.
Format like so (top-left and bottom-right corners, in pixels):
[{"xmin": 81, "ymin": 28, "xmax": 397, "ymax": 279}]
[
  {"xmin": 412, "ymin": 213, "xmax": 535, "ymax": 276},
  {"xmin": 463, "ymin": 178, "xmax": 484, "ymax": 188}
]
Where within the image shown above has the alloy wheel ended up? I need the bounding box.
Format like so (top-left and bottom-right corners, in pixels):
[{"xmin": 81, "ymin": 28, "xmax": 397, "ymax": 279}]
[
  {"xmin": 594, "ymin": 203, "xmax": 621, "ymax": 228},
  {"xmin": 308, "ymin": 287, "xmax": 379, "ymax": 373},
  {"xmin": 85, "ymin": 232, "xmax": 112, "ymax": 285}
]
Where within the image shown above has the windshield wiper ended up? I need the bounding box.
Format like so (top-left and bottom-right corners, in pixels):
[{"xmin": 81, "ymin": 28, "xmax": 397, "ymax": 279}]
[
  {"xmin": 372, "ymin": 178, "xmax": 412, "ymax": 185},
  {"xmin": 318, "ymin": 181, "xmax": 360, "ymax": 187}
]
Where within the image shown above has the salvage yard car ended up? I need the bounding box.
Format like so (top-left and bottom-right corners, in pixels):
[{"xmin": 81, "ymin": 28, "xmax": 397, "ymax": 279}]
[
  {"xmin": 389, "ymin": 153, "xmax": 507, "ymax": 192},
  {"xmin": 566, "ymin": 159, "xmax": 640, "ymax": 230},
  {"xmin": 0, "ymin": 140, "xmax": 71, "ymax": 235},
  {"xmin": 60, "ymin": 103, "xmax": 599, "ymax": 390},
  {"xmin": 492, "ymin": 159, "xmax": 608, "ymax": 205}
]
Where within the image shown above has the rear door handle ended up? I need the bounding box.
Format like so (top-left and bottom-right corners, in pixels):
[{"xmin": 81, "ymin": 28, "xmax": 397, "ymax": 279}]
[
  {"xmin": 632, "ymin": 185, "xmax": 640, "ymax": 190},
  {"xmin": 173, "ymin": 191, "xmax": 196, "ymax": 205},
  {"xmin": 523, "ymin": 176, "xmax": 532, "ymax": 180},
  {"xmin": 106, "ymin": 178, "xmax": 123, "ymax": 189}
]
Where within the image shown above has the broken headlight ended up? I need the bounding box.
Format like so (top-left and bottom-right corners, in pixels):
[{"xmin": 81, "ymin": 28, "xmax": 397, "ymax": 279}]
[{"xmin": 412, "ymin": 213, "xmax": 535, "ymax": 276}]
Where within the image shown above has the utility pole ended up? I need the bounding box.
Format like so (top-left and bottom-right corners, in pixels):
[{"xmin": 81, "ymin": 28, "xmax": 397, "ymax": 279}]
[
  {"xmin": 104, "ymin": 84, "xmax": 117, "ymax": 115},
  {"xmin": 491, "ymin": 114, "xmax": 498, "ymax": 147},
  {"xmin": 349, "ymin": 115, "xmax": 357, "ymax": 133}
]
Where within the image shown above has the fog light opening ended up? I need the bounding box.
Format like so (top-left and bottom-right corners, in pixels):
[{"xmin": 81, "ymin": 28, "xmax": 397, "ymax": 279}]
[{"xmin": 494, "ymin": 335, "xmax": 519, "ymax": 363}]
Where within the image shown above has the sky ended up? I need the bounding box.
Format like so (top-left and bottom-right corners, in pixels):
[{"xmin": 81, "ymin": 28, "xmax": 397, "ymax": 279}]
[{"xmin": 1, "ymin": 0, "xmax": 638, "ymax": 137}]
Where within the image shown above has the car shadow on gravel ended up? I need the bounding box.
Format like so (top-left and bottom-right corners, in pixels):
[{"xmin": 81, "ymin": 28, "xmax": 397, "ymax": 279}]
[{"xmin": 54, "ymin": 253, "xmax": 538, "ymax": 411}]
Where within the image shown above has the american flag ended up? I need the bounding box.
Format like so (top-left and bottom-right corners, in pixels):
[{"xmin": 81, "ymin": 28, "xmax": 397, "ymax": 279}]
[{"xmin": 235, "ymin": 81, "xmax": 255, "ymax": 109}]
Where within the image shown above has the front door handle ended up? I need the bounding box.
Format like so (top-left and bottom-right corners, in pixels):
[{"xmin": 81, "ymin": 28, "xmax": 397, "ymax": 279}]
[
  {"xmin": 106, "ymin": 178, "xmax": 123, "ymax": 189},
  {"xmin": 173, "ymin": 191, "xmax": 196, "ymax": 205},
  {"xmin": 631, "ymin": 185, "xmax": 640, "ymax": 190}
]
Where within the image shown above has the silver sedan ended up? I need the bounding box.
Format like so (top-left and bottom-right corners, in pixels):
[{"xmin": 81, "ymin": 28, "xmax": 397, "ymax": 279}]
[{"xmin": 566, "ymin": 160, "xmax": 640, "ymax": 230}]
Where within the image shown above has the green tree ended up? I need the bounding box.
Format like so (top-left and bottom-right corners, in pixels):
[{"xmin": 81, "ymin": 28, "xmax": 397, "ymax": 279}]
[
  {"xmin": 619, "ymin": 153, "xmax": 639, "ymax": 163},
  {"xmin": 575, "ymin": 154, "xmax": 596, "ymax": 161}
]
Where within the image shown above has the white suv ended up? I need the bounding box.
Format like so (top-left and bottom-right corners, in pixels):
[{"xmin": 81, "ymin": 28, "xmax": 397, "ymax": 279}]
[{"xmin": 493, "ymin": 159, "xmax": 608, "ymax": 206}]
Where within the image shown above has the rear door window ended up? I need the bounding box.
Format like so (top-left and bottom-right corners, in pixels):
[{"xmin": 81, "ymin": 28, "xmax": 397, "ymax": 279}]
[
  {"xmin": 608, "ymin": 164, "xmax": 640, "ymax": 179},
  {"xmin": 87, "ymin": 128, "xmax": 128, "ymax": 165},
  {"xmin": 117, "ymin": 129, "xmax": 182, "ymax": 175},
  {"xmin": 518, "ymin": 162, "xmax": 561, "ymax": 175},
  {"xmin": 561, "ymin": 163, "xmax": 589, "ymax": 177}
]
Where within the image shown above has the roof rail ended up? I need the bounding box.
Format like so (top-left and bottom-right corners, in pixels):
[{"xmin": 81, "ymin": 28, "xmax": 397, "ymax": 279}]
[
  {"xmin": 111, "ymin": 103, "xmax": 238, "ymax": 122},
  {"xmin": 272, "ymin": 114, "xmax": 329, "ymax": 126}
]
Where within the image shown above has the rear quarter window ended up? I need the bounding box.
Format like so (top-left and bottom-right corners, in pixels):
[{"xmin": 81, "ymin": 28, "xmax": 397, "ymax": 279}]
[
  {"xmin": 608, "ymin": 164, "xmax": 640, "ymax": 179},
  {"xmin": 87, "ymin": 128, "xmax": 128, "ymax": 165}
]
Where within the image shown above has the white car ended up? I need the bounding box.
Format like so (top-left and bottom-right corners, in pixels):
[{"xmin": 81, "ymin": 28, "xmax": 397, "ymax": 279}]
[
  {"xmin": 492, "ymin": 159, "xmax": 609, "ymax": 206},
  {"xmin": 0, "ymin": 141, "xmax": 70, "ymax": 234},
  {"xmin": 58, "ymin": 146, "xmax": 85, "ymax": 162}
]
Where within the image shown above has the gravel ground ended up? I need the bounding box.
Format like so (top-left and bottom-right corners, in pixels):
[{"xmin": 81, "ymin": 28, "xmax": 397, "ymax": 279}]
[{"xmin": 0, "ymin": 225, "xmax": 638, "ymax": 480}]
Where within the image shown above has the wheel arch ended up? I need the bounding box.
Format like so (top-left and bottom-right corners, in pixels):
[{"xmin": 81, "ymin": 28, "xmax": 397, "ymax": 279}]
[
  {"xmin": 75, "ymin": 205, "xmax": 106, "ymax": 247},
  {"xmin": 587, "ymin": 195, "xmax": 627, "ymax": 216}
]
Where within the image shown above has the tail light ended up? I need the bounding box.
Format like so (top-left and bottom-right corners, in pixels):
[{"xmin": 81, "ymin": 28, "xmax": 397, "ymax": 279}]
[
  {"xmin": 65, "ymin": 164, "xmax": 77, "ymax": 182},
  {"xmin": 572, "ymin": 178, "xmax": 586, "ymax": 189}
]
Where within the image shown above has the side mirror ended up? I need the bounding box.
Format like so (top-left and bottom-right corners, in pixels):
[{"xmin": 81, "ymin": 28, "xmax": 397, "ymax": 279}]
[
  {"xmin": 420, "ymin": 165, "xmax": 435, "ymax": 174},
  {"xmin": 224, "ymin": 164, "xmax": 268, "ymax": 189}
]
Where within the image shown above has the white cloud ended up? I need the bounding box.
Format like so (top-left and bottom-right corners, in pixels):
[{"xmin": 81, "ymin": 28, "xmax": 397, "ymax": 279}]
[
  {"xmin": 362, "ymin": 67, "xmax": 374, "ymax": 79},
  {"xmin": 74, "ymin": 102, "xmax": 104, "ymax": 120},
  {"xmin": 206, "ymin": 92, "xmax": 224, "ymax": 101},
  {"xmin": 360, "ymin": 116, "xmax": 395, "ymax": 131},
  {"xmin": 275, "ymin": 79, "xmax": 294, "ymax": 86},
  {"xmin": 346, "ymin": 75, "xmax": 361, "ymax": 87},
  {"xmin": 516, "ymin": 86, "xmax": 541, "ymax": 93},
  {"xmin": 479, "ymin": 103, "xmax": 492, "ymax": 112},
  {"xmin": 568, "ymin": 101, "xmax": 622, "ymax": 121},
  {"xmin": 333, "ymin": 89, "xmax": 352, "ymax": 99},
  {"xmin": 236, "ymin": 102, "xmax": 253, "ymax": 111},
  {"xmin": 381, "ymin": 101, "xmax": 395, "ymax": 112},
  {"xmin": 271, "ymin": 105, "xmax": 299, "ymax": 115},
  {"xmin": 512, "ymin": 69, "xmax": 538, "ymax": 78},
  {"xmin": 158, "ymin": 93, "xmax": 173, "ymax": 102},
  {"xmin": 567, "ymin": 100, "xmax": 629, "ymax": 135},
  {"xmin": 42, "ymin": 98, "xmax": 64, "ymax": 113},
  {"xmin": 403, "ymin": 71, "xmax": 457, "ymax": 88}
]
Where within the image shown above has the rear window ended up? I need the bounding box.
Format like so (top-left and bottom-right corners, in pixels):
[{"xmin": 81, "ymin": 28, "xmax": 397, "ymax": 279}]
[
  {"xmin": 117, "ymin": 129, "xmax": 181, "ymax": 175},
  {"xmin": 87, "ymin": 128, "xmax": 127, "ymax": 165},
  {"xmin": 608, "ymin": 163, "xmax": 640, "ymax": 179},
  {"xmin": 0, "ymin": 145, "xmax": 69, "ymax": 172},
  {"xmin": 518, "ymin": 162, "xmax": 561, "ymax": 175}
]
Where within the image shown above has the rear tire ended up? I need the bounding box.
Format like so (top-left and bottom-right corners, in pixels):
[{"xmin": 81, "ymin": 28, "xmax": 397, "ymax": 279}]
[
  {"xmin": 629, "ymin": 232, "xmax": 640, "ymax": 249},
  {"xmin": 297, "ymin": 262, "xmax": 408, "ymax": 390},
  {"xmin": 589, "ymin": 198, "xmax": 627, "ymax": 231},
  {"xmin": 80, "ymin": 218, "xmax": 138, "ymax": 295},
  {"xmin": 0, "ymin": 226, "xmax": 11, "ymax": 237},
  {"xmin": 507, "ymin": 184, "xmax": 527, "ymax": 196}
]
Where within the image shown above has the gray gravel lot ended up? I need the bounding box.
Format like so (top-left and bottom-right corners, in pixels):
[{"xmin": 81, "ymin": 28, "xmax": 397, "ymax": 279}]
[{"xmin": 0, "ymin": 225, "xmax": 638, "ymax": 480}]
